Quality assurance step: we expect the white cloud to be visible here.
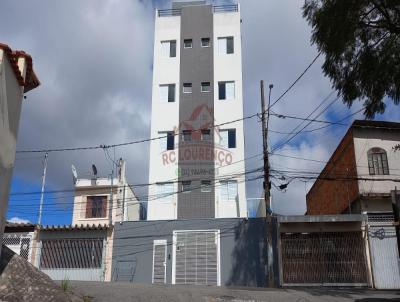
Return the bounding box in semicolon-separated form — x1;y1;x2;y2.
8;217;31;224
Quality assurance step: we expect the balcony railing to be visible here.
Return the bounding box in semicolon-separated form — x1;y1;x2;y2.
213;4;238;13
158;4;238;17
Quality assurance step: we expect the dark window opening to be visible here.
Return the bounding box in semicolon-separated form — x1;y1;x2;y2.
183;39;192;48
201;38;210;47
86;196;107;218
227;37;234;54
168;84;175;102
167;132;175;150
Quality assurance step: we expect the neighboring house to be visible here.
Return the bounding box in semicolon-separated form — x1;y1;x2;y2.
307;120;400;215
147;0;247;220
72;158;140;225
2;222;36;263
32;158;141;282
0;43;40;249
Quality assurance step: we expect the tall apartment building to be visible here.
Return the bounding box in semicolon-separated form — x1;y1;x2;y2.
147;1;247;220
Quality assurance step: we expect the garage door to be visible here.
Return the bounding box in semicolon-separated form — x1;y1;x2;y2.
173;230;220;286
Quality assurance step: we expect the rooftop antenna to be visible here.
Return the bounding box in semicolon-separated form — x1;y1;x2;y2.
92;164;98;178
71;165;78;184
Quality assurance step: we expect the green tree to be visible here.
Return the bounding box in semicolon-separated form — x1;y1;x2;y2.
303;0;400;118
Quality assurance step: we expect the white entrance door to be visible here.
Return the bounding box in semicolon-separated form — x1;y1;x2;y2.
152;240;167;284
172;230;220;286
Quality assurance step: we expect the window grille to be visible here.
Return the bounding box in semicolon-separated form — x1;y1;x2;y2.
367;148;389;175
39;238;103;269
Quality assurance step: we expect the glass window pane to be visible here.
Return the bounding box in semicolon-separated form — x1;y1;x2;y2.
218;38;227;54
170;40;176;57
219;130;229;148
182;130;192;142
228;129;236;148
183;83;192;93
227;37;234;54
182;181;191;192
226;82;235;99
201;38;210;47
184;39;192;48
218;82;226;100
168;84;175;102
161;41;170;57
228;180;238;201
159;85;169;102
220;181;229;201
159;132;167;150
167;132;175;150
201;180;211;192
201;82;211;92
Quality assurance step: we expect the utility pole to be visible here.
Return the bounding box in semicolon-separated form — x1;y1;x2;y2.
260;80;275;287
37;152;48;225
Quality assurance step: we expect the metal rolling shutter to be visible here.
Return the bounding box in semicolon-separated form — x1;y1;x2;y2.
153;240;167;284
174;231;218;286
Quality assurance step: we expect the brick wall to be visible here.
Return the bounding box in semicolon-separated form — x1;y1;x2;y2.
306;129;359;214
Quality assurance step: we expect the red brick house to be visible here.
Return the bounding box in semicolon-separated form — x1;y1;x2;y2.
306;120;400;215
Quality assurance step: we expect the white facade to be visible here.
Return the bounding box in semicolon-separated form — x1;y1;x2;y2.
147;4;247;220
71;159;140;225
353;125;400;213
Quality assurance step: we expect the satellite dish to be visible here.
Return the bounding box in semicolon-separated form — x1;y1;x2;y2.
71;165;78;184
92;164;98;177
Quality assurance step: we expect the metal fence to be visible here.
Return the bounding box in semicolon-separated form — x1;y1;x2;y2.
39;238;103;269
3;233;32;260
281;232;369;285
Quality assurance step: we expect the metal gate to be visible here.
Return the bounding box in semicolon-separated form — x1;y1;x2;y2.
3;233;32;261
281;232;369;286
172;230;220;286
152;240;167;284
368;213;400;289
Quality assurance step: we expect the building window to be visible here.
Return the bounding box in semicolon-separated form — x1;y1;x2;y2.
201;38;210;47
368;148;389;175
183;83;192;94
159;131;175;151
201;129;211;141
219;129;236;148
161;40;176;57
182;130;192;142
218;37;234;54
218;81;235;100
156;183;174;202
182;181;191;193
183;39;192;48
159;84;175;102
219;180;237;202
201;180;212;192
86;196;107;218
201;82;211;92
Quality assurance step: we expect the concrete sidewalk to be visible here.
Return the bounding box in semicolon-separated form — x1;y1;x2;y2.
69;281;400;302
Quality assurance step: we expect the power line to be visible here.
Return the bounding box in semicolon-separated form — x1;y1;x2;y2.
15;114;259;154
267;52;321;110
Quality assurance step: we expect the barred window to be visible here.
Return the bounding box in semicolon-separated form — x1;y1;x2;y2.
40;239;103;269
367;148;389;175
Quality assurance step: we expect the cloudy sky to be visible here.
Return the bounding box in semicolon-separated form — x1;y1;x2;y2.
2;0;399;225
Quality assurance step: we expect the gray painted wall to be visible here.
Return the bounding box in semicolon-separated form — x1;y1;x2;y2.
112;218;270;287
177;5;215;219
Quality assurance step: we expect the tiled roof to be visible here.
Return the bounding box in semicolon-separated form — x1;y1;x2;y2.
352;119;400;130
0;42;40;92
5;221;36;228
39;223;110;231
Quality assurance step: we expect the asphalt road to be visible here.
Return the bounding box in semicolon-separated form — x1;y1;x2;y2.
69;281;400;302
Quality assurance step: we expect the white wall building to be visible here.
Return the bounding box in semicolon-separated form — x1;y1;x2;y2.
147;1;247;220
